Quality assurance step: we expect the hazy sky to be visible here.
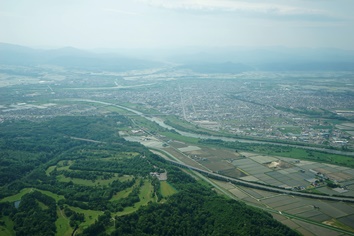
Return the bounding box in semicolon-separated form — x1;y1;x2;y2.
1;0;354;50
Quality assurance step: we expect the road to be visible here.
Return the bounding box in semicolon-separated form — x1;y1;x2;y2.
167;159;354;203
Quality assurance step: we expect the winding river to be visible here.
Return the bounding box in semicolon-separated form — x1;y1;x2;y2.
70;99;354;157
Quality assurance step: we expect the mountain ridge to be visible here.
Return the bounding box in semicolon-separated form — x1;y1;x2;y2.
1;42;353;72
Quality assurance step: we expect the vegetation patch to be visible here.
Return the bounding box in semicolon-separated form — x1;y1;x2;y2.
110;186;134;202
0;188;33;203
323;219;354;232
160;181;177;197
66;206;102;234
0;216;15;236
56;174;131;187
55;208;72;236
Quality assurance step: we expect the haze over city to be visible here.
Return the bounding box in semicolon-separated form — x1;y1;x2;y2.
1;0;354;50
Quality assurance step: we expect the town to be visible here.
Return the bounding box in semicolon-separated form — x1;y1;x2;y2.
1;65;353;149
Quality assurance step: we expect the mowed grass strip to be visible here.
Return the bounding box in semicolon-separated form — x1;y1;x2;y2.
115;179;156;217
0;188;65;203
161;131;199;144
46;165;56;176
67;206;102;234
0;188;32;202
56;174;133;187
36;200;49;210
160;181;177;197
110;186;134;202
138;179;155;206
46;162;72;176
55;208;72;236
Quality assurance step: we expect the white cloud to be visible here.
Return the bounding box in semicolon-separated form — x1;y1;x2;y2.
102;8;140;16
139;0;337;21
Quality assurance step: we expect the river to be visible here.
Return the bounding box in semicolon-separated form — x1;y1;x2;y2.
70;99;354;157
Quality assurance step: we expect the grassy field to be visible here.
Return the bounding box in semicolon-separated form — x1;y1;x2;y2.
1;189;68;236
0;216;15;236
56;174;132;187
46;165;57;176
0;188;65;203
99;105;133;115
55;208;72;236
37;189;65;202
68;206;103;234
36;200;49;210
138;179;155;206
46;164;70;175
46;160;72;176
103;152;140;160
115;179;156;217
0;188;33;202
160;181;177;197
259;146;354;167
160;131;199;144
164;116;232;137
110;186;134;202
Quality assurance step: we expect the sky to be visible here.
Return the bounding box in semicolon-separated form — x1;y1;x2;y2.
1;0;354;50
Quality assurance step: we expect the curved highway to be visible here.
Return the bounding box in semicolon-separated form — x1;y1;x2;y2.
167;159;354;203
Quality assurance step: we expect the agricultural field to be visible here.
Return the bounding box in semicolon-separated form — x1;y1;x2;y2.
144;134;354;234
164;140;354;197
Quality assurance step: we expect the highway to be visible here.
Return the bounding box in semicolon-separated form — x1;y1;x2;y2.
65;99;354;202
166;159;354;203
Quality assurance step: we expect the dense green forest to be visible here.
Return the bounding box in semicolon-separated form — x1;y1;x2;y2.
0;115;298;235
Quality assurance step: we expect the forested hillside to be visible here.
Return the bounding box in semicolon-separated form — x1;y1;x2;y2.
0;115;298;235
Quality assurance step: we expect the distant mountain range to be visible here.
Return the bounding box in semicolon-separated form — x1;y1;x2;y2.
1;43;354;72
170;47;354;72
0;43;162;72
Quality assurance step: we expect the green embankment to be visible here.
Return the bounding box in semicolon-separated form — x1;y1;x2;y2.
199;139;354;168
